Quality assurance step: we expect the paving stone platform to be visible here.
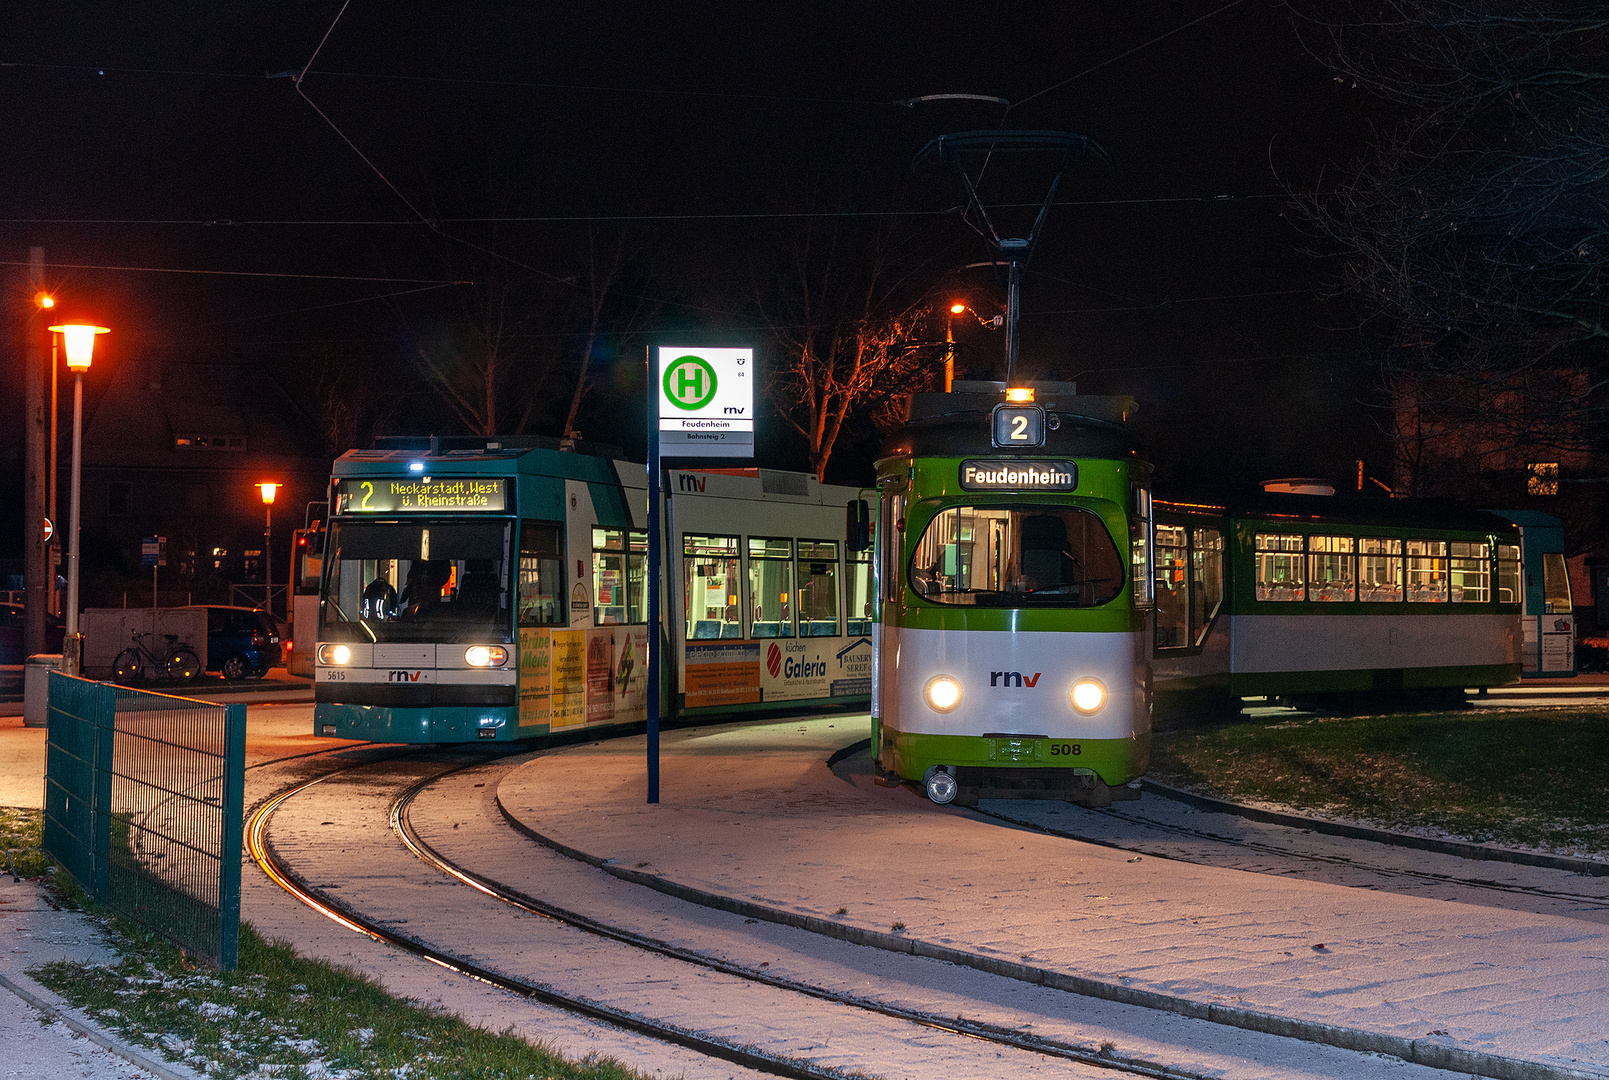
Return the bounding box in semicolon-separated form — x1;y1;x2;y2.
498;716;1609;1080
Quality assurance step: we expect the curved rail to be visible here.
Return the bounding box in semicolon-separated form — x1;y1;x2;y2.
247;760;874;1080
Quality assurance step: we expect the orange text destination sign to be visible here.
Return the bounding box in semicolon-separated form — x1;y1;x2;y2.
336;477;508;513
958;460;1078;491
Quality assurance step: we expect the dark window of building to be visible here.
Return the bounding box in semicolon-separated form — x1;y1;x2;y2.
107;482;133;516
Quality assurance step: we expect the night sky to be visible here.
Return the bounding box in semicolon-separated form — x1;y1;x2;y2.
2;1;1391;560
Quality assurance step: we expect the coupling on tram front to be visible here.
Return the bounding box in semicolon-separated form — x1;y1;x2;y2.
858;380;1154;807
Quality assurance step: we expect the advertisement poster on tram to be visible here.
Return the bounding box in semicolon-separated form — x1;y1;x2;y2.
517;627;550;727
759;638;831;701
586;632;615;723
596;627;648;725
684;641;761;707
550;630;586;728
830;636;873;697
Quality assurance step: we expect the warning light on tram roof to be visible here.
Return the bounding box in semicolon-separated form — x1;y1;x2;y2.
258;482;279;505
409;462;425;472
1005;387;1035;403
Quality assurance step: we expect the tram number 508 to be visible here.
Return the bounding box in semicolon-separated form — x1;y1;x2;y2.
1048;743;1082;756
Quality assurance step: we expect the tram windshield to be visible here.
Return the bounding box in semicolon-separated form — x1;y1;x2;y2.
910;505;1125;607
319;518;512;643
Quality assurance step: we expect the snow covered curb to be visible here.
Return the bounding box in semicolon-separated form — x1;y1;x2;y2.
497;794;1609;1080
1141;779;1609;877
0;968;205;1080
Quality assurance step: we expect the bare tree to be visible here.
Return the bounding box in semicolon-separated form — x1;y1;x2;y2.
559;225;658;440
757;213;942;480
1287;0;1609;494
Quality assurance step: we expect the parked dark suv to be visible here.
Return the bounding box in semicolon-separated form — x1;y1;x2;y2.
188;605;281;680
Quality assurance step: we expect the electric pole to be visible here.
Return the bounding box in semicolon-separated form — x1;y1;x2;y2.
23;247;48;659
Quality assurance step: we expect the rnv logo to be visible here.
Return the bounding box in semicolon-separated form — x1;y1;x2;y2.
388;670;422;682
990;671;1041;687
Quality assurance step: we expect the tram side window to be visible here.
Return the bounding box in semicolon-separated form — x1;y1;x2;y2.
1192;526;1224;644
1254;533;1304;602
1543;552;1573;613
1406;539;1448;602
880;493;903;603
748;537;795;637
1497;543;1521;604
593;528;647;624
797;540;840;637
847;548;872;636
1450;541;1490;603
685;535;741;640
1359;538;1403;601
1308;536;1355;602
518;522;565;626
1154;524;1189;648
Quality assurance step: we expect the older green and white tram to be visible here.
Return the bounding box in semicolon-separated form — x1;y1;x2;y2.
312;436;872;743
1150;490;1527;712
864;382;1154;807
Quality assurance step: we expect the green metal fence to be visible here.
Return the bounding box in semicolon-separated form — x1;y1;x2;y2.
43;672;247;969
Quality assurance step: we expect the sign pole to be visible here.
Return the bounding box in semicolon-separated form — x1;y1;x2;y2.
645;345;661;804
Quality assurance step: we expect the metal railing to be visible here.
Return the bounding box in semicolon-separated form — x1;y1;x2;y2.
42;673;246;968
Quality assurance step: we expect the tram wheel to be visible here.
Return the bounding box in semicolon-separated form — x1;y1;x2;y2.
924;767;958;805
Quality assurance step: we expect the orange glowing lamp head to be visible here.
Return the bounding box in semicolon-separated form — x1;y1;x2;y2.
949;302;967;314
36;293;55;309
258;482;279;505
48;323;109;370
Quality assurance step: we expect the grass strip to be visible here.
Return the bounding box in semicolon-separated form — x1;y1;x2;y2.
1;806;50;879
1149;707;1609;855
30;914;652;1080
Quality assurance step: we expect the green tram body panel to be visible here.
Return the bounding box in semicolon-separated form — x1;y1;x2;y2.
872;386;1153;799
1151;493;1527;706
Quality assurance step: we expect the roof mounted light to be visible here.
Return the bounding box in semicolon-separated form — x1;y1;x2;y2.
409;462;425;473
1005;387;1035;403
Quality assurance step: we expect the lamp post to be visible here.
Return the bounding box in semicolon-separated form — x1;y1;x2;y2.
48;322;109;674
258;483;278;619
945;301;1003;390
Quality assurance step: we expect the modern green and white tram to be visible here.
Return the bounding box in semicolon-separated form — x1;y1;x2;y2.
863;382;1154;807
312;436;872;743
1150;490;1530;712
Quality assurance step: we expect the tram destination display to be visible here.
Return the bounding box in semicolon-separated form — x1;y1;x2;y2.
335;477;508;513
958;459;1078;491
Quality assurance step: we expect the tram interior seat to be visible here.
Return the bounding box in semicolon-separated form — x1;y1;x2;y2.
692;619;722;639
846;618;871;636
805;619;837;636
720;621;743;638
751;621;781;638
597;605;625;624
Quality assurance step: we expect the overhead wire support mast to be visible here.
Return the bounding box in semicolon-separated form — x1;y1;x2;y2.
915;131;1102;382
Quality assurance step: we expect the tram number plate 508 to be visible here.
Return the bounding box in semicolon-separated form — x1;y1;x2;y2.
1048;743;1082;756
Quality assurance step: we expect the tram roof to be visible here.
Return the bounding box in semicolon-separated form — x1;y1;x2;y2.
1156;487;1524;535
880;385;1142;460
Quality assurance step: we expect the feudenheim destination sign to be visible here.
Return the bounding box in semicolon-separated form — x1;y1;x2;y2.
657;346;753;458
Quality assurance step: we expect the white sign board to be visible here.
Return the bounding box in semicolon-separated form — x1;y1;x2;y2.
657;346;753;458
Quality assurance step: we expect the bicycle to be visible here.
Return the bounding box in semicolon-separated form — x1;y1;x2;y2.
112;630;202;684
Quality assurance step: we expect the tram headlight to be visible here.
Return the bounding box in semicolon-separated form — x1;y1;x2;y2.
318;644;351;666
924;675;963;713
464;646;507;668
1070;678;1106;715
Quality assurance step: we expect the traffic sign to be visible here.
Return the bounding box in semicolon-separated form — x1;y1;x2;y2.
656;346;753;458
42;517;52;543
141;536;167;567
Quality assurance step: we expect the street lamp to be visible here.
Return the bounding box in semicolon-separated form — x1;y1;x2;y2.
945;301;1003;391
48;321;109;674
258;482;278;620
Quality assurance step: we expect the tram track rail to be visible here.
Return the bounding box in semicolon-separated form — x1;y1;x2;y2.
249;748;1228;1080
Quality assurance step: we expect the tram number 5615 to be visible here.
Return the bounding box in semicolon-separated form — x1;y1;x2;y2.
1048;743;1082;756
